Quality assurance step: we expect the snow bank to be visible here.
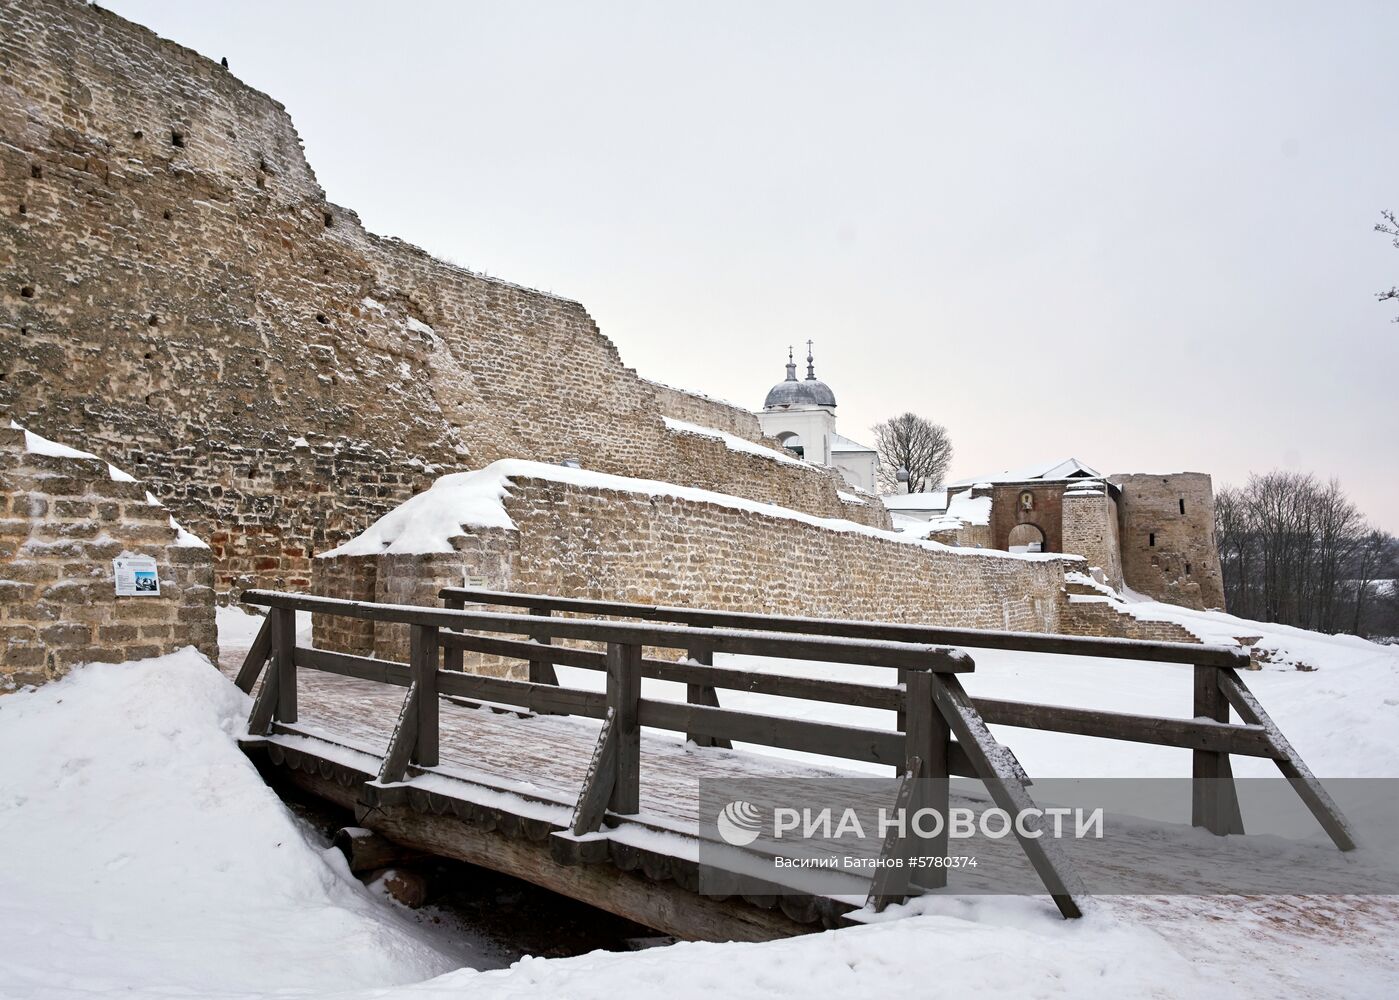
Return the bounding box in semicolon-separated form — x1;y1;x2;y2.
321;459;1068;563
0;650;460;997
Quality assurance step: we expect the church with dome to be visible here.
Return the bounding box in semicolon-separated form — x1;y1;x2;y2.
756;342;879;494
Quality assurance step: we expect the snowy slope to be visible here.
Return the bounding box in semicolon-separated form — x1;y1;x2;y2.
3;603;1398;999
0;651;465;998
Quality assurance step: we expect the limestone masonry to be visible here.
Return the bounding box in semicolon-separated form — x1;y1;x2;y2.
0;423;216;687
311;467;1079;670
1;0;882;603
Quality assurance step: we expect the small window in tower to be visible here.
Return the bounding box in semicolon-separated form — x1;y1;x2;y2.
1186;562;1192;575
1179;498;1185;515
171;130;185;148
1149;532;1156;547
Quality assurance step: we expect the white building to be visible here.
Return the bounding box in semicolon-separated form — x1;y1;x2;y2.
757;344;879;493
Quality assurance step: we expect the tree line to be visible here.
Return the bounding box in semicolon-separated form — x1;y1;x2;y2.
1215;471;1397;638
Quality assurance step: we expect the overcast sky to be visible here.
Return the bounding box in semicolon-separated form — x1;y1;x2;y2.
106;0;1399;530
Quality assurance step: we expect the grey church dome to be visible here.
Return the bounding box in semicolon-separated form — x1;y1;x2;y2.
763;345;837;409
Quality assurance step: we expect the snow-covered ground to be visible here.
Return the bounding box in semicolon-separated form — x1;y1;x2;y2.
3;601;1397;999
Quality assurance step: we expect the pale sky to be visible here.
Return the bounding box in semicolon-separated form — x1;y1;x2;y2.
106;1;1399;530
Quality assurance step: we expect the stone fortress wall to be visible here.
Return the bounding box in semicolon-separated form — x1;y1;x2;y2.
1112;473;1225;610
1061;487;1124;591
312;470;1081;670
0;422;217;687
0;0;883;604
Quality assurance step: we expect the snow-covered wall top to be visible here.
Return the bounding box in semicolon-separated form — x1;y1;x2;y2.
320;459;1071;564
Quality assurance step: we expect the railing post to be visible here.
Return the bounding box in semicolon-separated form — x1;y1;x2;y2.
412;624;440;768
442;595;464;672
684;627;731;749
529;607;559;686
606;641;641;814
271;605;296;724
1192;664;1244;836
905;667;950;890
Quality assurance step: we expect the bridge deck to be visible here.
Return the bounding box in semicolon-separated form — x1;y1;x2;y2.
226;657;1378;904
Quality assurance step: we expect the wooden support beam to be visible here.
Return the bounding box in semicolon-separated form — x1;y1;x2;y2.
905;670;950;890
378;683;420;785
928;673;1088;919
607;643;641;815
1216;668;1356;851
246;655;280;736
271;606;296;724
332;827;427;874
1192;665;1245;836
865;756;922;912
570;709;618;836
411;625;440;769
233;616;272;693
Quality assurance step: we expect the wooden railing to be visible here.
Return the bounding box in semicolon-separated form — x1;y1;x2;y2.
439;587;1357;852
233;587;1356;927
237;589;1086;919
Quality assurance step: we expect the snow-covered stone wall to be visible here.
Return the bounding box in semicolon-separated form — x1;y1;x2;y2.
310;462;1076;670
0;424;216;688
0;0;882;602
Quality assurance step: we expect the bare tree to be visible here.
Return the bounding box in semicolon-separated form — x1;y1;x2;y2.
873;413;953;493
1377;209;1399;321
1215;470;1382;635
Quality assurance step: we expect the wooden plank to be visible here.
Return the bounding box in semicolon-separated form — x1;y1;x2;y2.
570;708;618;835
377;682;420;784
246;656;280;736
974;697;1281;758
865;757;922;912
1192;665;1245;836
271;606;296;724
1217;668;1356;851
442;632;902;710
905;670;950;890
436;671;607;718
240;591;972;672
529;608;560;686
233;616;273;693
928;673;1088;919
437;586;1248;668
295;647;411;686
639;699;907;766
607;643;641;815
411;625;440;769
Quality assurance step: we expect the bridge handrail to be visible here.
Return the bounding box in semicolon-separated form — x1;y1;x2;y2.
240;590;972;673
437;587;1249;668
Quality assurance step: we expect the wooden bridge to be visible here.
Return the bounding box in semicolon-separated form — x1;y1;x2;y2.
233;587;1356;942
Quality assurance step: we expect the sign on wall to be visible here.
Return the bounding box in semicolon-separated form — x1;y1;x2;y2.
113;555;160;596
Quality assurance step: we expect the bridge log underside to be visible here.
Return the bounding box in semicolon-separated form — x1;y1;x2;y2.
252;746;812;942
